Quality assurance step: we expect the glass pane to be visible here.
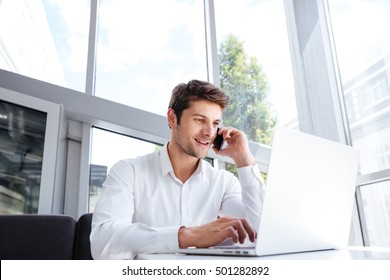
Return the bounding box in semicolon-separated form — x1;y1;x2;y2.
327;0;390;175
214;0;298;145
0;0;90;92
0;100;46;214
94;0;207;116
359;181;390;247
88;128;161;212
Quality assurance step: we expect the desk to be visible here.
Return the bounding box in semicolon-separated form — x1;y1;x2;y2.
136;246;390;260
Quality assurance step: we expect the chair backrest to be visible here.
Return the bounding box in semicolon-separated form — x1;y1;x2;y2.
0;214;77;260
75;213;93;260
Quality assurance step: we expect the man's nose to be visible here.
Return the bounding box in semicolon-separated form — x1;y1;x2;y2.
202;122;216;137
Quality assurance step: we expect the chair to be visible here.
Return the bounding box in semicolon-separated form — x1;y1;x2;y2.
0;214;77;260
75;213;93;260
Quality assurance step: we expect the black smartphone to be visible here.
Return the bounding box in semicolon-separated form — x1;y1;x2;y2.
213;128;225;150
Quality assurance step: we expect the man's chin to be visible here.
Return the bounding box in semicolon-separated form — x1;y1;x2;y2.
197;150;210;159
189;150;209;160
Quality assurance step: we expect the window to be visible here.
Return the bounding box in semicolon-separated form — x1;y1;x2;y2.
0;101;46;213
362;77;389;108
328;0;390;175
376;145;390;171
88;127;161;212
214;0;298;145
359;181;390;247
327;0;390;246
0;0;90;92
0;88;62;214
94;0;207;116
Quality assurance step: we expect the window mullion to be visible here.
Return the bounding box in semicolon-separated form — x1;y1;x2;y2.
85;0;99;95
203;0;219;86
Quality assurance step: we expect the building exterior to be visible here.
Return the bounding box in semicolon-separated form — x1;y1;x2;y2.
343;53;390;246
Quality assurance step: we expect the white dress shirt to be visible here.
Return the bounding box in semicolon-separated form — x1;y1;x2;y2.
90;143;265;259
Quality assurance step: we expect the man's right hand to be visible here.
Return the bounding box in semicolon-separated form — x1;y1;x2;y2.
178;216;256;249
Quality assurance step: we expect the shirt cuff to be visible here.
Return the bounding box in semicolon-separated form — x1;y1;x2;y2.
237;164;264;188
154;225;182;253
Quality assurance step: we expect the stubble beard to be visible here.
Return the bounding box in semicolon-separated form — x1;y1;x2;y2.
174;126;207;159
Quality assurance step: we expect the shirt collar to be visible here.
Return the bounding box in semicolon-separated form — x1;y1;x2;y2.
160;142;173;177
159;142;204;178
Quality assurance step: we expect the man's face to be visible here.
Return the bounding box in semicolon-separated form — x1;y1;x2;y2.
172;100;222;159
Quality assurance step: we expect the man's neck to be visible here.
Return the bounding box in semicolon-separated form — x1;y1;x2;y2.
167;142;199;183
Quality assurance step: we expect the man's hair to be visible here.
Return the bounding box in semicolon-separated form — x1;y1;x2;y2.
168;80;230;124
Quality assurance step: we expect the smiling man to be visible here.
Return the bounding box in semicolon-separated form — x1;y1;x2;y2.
90;80;265;259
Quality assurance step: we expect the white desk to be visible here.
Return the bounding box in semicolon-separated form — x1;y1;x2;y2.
136;246;390;260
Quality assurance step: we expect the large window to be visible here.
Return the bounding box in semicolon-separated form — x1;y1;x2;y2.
327;0;390;246
0;0;90;92
359;181;390;247
88;0;296;206
0;101;46;214
214;0;298;145
94;0;207;116
88;127;160;212
0;88;62;214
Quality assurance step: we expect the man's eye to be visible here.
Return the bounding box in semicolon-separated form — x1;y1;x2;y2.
195;118;205;123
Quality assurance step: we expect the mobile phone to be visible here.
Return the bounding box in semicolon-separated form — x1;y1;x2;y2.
213;128;225;151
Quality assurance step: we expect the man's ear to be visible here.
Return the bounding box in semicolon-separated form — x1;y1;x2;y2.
167;108;176;129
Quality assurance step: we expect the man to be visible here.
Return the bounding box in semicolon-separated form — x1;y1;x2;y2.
90;80;265;259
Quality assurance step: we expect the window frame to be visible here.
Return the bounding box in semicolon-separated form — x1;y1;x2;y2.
0;87;63;214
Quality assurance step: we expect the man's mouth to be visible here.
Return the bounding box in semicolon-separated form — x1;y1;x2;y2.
195;138;210;146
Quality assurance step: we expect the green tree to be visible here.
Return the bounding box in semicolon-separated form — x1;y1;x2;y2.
219;34;277;145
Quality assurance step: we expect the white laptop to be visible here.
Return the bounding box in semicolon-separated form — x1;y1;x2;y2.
178;127;360;257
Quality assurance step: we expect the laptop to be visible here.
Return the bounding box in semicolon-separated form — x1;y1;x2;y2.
178;127;360;257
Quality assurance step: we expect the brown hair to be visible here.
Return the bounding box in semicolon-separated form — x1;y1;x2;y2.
168;80;229;124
